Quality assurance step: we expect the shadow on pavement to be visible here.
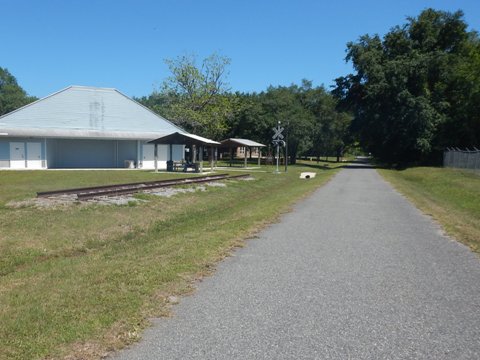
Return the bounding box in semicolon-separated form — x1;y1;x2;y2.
298;157;378;170
342;158;377;169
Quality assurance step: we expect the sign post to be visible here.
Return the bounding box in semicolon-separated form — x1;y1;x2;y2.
272;121;285;174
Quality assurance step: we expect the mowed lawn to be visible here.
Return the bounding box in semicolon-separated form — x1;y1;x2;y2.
379;167;480;253
0;165;338;360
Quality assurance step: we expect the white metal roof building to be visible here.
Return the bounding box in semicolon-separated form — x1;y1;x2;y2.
0;86;185;169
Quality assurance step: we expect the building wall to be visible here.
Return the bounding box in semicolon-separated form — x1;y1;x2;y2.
235;147;261;159
139;142;184;170
117;141;137;168
0;138;185;169
54;139;116;168
172;144;184;160
0;138;46;168
46;139;57;168
0;140;9;168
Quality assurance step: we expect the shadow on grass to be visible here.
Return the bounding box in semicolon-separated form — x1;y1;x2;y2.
296;158;382;171
295;162;333;170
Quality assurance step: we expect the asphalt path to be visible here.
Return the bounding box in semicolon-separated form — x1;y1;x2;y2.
113;166;480;359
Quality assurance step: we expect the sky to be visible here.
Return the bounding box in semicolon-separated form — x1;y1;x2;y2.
2;0;480;99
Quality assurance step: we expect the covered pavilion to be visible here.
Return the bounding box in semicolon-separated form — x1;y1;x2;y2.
149;132;220;172
220;138;266;167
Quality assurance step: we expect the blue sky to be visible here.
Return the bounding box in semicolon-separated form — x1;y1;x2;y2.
2;0;480;98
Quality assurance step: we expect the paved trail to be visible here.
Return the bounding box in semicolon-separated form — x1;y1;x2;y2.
114;167;480;359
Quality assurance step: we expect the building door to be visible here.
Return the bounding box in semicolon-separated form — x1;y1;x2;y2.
156;145;168;169
142;144;155;169
27;142;42;169
10;142;26;169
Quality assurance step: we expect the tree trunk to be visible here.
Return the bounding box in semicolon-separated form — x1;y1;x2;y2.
289;149;297;164
336;146;344;163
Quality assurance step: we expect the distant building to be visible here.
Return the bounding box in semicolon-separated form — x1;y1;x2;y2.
0;86;185;169
219;138;265;159
234;146;262;159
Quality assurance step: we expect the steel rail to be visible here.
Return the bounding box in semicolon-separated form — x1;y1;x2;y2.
37;174;251;200
37;174;230;198
76;175;230;200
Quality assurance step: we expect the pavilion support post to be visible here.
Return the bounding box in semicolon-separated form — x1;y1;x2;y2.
169;144;173;161
258;147;261;166
211;146;214;172
244;147;247;168
192;145;197;164
199;145;203;173
154;143;158;172
230;147;233;167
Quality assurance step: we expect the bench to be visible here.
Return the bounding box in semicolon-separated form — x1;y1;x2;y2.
167;160;199;173
182;162;199;172
172;161;183;171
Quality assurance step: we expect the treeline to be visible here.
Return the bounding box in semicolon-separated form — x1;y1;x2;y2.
0;67;36;116
333;8;480;165
138;9;480;165
3;8;479;165
137;65;351;163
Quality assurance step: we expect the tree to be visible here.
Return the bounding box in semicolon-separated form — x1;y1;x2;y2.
224;92;267;141
260;83;316;164
300;82;352;161
226;81;351;164
333;9;480;165
163;53;230;109
142;53;234;139
436;33;480;150
0;67;36;116
139;55;352;161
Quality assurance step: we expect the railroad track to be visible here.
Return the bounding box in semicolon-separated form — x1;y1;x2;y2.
37;173;251;200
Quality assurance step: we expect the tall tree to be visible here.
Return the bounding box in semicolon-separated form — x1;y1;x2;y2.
436;33;480;150
0;67;36;116
300;81;352;161
139;55;352;161
260;83;315;164
333;9;479;165
226;81;350;163
140;53;234;139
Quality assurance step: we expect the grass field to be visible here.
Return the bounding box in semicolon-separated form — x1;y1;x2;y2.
0;163;338;360
379;167;480;253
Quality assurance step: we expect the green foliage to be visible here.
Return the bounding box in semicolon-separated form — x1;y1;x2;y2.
137;53;352;160
137;53;234;139
298;81;352;161
0;67;36;116
227;81;351;163
334;9;480;165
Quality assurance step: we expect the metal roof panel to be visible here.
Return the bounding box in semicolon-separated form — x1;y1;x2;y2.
220;138;266;147
0;86;184;135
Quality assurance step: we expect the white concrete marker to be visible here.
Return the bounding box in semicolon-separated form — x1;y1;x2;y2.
300;172;316;179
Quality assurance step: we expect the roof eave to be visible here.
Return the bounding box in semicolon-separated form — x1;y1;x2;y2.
0;127;172;141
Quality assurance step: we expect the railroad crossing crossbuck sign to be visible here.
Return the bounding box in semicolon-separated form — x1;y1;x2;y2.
272;124;285;147
272;122;285;173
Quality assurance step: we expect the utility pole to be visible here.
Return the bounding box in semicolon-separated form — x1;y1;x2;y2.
284;121;288;172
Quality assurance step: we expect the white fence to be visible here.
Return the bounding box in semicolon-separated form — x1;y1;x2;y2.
443;148;480;172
